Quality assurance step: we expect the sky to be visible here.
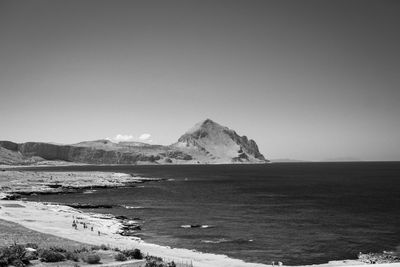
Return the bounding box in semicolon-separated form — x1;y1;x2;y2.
0;0;399;161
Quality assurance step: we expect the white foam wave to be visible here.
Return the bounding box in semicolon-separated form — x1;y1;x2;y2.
122;205;144;209
180;224;214;229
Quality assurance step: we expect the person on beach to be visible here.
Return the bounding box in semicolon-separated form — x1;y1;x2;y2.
91;226;93;231
272;261;275;267
98;230;100;236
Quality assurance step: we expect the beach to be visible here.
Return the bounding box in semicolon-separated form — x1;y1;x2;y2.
0;200;269;267
1;168;400;267
0;170;269;266
1;201;400;267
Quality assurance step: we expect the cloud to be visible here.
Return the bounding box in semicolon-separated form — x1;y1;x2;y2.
138;133;152;141
108;133;153;143
113;134;134;142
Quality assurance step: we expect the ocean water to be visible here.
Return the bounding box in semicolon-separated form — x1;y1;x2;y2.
24;162;400;265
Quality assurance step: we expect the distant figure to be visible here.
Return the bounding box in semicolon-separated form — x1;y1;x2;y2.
272;261;275;267
98;231;100;236
278;262;283;266
91;226;93;231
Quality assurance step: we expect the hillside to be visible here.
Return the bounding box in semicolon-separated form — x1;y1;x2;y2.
0;119;267;165
173;119;266;163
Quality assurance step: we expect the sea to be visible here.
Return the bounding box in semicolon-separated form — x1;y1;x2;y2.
23;162;400;266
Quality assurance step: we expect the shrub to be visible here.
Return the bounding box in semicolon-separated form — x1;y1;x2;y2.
0;247;12;267
114;253;127;261
24;248;38;261
145;260;157;267
123;248;143;259
39;249;65;262
145;259;165;267
65;251;80;262
0;258;7;267
74;247;89;253
49;246;67;253
100;244;110;250
90;245;101;251
0;244;30;267
83;254;101;264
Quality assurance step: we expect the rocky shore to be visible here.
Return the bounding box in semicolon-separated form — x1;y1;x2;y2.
0;170;162;200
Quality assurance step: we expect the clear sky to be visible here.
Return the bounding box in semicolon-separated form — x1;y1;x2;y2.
1;0;399;161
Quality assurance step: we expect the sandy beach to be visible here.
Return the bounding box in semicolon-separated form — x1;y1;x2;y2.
0;200;399;267
0;200;269;267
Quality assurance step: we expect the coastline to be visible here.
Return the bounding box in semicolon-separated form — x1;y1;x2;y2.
0;200;269;267
1;170;399;267
1;201;400;267
0;170;162;200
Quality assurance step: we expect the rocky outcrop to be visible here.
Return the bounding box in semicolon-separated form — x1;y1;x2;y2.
0;119;267;165
174;119;267;163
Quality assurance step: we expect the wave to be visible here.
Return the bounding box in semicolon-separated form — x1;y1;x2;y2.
180;224;214;229
121;205;144;209
201;238;254;244
83;190;97;194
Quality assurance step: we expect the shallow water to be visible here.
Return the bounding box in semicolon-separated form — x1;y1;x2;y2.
25;162;400;265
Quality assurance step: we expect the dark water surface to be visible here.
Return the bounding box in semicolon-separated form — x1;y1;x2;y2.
23;162;400;265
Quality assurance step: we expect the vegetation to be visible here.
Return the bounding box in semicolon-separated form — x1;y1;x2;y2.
123;248;143;259
74;247;89;253
49;246;67;253
99;244;110;250
65;251;80;262
39;249;65;262
145;256;177;267
358;251;400;264
0;243;31;267
82;253;101;264
0;242;183;267
90;245;100;251
114;252;127;261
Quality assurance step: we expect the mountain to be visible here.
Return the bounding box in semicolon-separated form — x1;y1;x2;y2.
0;119;267;165
174;119;266;163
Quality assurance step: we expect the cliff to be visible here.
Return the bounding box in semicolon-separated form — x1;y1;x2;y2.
0;119;267;165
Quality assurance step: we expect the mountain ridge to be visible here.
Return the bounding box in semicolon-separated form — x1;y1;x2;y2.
0;119;267;165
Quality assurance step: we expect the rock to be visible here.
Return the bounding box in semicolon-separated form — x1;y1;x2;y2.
115;215;129;220
66;203;114;209
119;230;139;236
0;193;21;200
174;119;267;163
0;119;267;165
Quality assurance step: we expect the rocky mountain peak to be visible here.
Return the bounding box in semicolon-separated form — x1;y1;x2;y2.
175;119;267;163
